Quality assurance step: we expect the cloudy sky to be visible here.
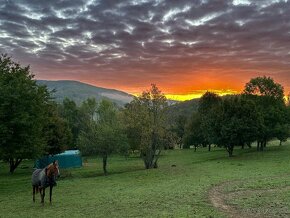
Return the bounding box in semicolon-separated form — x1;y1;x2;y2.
0;0;289;99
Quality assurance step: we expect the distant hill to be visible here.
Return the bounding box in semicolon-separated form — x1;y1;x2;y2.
37;80;134;105
165;98;200;124
169;98;199;116
165;94;238;125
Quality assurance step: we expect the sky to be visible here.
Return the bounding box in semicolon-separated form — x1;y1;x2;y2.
0;0;289;100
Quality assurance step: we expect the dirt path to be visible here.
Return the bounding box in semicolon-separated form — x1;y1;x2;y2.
208;181;244;218
208;180;290;218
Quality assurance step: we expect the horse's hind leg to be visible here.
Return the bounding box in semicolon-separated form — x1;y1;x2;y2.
39;188;42;204
41;188;45;205
32;186;35;202
49;185;53;204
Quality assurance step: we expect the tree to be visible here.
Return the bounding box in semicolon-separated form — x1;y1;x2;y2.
198;92;222;151
274;123;290;145
43;102;72;155
0;55;50;173
183;113;207;151
59;98;80;149
122;84;168;169
273;103;290;145
198;91;222;114
162;130;178;150
171;115;187;149
219;96;262;156
79;98;98;122
78;99;128;175
244;76;284;101
243;76;287;150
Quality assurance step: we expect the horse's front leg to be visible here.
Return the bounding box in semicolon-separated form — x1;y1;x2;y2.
32;186;35;202
40;188;45;205
50;185;53;204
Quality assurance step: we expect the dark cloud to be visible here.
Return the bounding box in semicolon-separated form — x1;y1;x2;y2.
0;0;289;93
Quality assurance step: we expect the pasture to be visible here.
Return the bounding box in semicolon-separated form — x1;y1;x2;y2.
1;141;290;217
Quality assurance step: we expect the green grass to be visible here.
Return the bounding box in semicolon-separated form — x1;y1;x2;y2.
1;141;290;217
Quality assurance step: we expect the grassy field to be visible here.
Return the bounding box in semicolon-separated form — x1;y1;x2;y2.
0;141;290;217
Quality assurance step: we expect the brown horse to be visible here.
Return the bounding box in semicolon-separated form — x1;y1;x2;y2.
32;160;60;205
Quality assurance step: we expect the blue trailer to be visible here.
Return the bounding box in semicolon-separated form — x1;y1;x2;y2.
35;150;82;169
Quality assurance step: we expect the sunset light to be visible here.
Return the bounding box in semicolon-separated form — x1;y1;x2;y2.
1;0;289;99
165;90;239;101
1;1;290;217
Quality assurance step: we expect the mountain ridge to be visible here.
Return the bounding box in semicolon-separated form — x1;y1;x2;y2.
37;80;134;105
41;80;132;95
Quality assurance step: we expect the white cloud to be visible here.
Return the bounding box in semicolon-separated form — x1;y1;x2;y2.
162;5;191;22
185;12;223;26
233;0;251;6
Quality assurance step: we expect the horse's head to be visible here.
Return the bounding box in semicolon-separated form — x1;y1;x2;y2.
46;160;60;179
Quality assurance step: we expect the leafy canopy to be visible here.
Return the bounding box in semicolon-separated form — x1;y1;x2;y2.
0;55;50;172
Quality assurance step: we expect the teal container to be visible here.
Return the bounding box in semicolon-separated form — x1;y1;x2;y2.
35;150;82;169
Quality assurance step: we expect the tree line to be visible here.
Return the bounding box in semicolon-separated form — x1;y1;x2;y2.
1;55;290;173
58;84;170;174
182;76;290;156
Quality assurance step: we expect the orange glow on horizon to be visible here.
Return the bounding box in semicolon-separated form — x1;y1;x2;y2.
131;89;240;101
36;74;289;102
165;89;239;101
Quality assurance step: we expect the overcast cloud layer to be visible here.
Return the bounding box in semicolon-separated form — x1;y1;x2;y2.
0;0;289;94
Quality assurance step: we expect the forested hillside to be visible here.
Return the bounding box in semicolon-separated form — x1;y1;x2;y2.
37;80;133;105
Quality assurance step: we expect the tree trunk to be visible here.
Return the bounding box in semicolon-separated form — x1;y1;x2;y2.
153;161;158;168
257;141;260;151
142;149;160;169
9;158;22;173
142;150;152;169
102;154;108;175
280;141;282;146
208;144;211;152
144;162;150;169
241;143;244;149
226;145;234;157
247;142;252;149
153;150;161;168
260;141;264;151
263;141;267;148
194;146;197;152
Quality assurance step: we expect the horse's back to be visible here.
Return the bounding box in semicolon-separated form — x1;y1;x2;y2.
32;169;45;187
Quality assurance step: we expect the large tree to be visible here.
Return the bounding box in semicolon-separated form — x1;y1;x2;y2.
43;102;72;155
244;76;284;101
0;55;50;173
219;96;262;156
198;91;222;151
243;76;287;150
59;98;80;149
122;84;168;169
78;99;128;175
171;115;187;149
183;113;207;151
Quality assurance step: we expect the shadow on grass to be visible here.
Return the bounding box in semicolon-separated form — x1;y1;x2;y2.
59;165;146;180
190;145;282;165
